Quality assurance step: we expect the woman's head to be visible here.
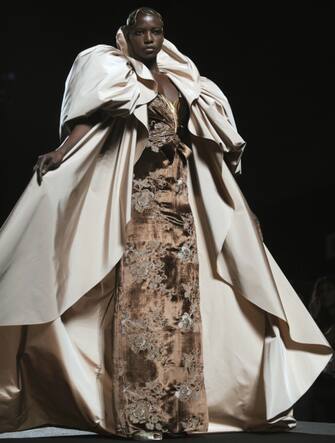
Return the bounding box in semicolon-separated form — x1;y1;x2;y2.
122;7;164;62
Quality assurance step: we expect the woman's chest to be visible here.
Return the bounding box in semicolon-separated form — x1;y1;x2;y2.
152;72;180;103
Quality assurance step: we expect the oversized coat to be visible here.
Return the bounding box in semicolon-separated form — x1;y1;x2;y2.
0;27;333;435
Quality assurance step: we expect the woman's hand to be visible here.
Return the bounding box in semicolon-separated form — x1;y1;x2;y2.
32;113;101;186
33;150;65;186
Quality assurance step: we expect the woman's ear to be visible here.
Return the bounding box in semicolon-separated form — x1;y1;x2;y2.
122;27;128;41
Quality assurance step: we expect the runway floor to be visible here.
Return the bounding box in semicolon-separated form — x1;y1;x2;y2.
0;421;335;442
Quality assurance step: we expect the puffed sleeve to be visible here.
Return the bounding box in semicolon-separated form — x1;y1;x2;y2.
199;75;246;175
59;44;140;141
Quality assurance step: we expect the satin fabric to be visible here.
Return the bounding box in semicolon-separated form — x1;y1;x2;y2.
0;27;333;435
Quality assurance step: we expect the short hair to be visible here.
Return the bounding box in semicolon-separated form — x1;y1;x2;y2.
123;6;164;37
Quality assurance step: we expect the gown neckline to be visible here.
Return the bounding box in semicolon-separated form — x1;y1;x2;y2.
157;90;182;110
156;91;181;132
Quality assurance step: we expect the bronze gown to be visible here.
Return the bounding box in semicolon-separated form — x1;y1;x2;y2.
110;89;209;437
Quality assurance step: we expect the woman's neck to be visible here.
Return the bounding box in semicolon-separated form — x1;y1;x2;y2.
141;58;159;74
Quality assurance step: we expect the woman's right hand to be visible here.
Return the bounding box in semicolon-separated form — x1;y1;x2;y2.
32;115;99;186
33;150;65;186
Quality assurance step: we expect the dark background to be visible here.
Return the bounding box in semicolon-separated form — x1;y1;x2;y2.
1;1;335;423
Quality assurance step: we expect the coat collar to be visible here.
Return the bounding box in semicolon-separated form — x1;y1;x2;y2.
115;27;201;107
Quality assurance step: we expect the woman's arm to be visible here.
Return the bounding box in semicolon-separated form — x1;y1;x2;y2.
33;113;101;186
55;120;94;157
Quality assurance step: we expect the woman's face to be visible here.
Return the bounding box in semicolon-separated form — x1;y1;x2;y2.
126;13;164;62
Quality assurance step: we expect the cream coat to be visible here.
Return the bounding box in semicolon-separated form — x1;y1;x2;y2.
0;28;333;434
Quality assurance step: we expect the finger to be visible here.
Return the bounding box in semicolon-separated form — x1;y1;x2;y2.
37;165;42;183
42;157;52;175
37;165;42;185
37;158;45;184
40;157;48;174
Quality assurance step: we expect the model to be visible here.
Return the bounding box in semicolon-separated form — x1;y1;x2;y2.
0;6;333;441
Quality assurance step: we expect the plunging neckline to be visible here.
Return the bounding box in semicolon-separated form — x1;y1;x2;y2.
156;92;181;132
157;91;181;109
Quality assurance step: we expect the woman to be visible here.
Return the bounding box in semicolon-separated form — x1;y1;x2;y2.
0;6;333;441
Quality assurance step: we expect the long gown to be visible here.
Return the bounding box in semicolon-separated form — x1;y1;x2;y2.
0;38;333;436
110;90;209;437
